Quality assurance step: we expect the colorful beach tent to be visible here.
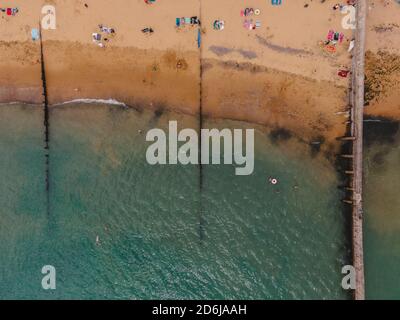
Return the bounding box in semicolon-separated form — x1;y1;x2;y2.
0;7;18;15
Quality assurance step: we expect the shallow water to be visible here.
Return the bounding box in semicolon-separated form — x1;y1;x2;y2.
364;119;400;299
0;103;348;299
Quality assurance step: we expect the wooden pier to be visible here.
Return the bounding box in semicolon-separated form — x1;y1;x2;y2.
349;0;367;300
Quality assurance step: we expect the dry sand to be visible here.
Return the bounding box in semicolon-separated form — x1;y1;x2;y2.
1;0;398;151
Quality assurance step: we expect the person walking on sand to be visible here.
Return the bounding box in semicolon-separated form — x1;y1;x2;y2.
141;27;154;34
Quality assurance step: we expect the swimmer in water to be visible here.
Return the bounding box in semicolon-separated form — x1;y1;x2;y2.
269;177;278;185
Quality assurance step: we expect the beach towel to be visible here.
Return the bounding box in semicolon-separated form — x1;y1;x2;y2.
327;30;334;41
325;45;336;53
190;16;199;25
197;29;201;48
334;32;340;41
243;20;255;30
213;20;224;31
244;8;254;16
272;0;282;5
176;18;180;27
31;29;40;41
92;33;102;41
338;70;350;78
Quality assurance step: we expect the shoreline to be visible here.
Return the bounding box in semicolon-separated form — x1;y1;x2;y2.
0;41;350;154
0;99;353;170
1;1;399;141
1;0;400;192
0;0;359;155
0;43;397;159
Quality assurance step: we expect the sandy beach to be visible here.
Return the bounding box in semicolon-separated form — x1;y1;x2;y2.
0;0;399;151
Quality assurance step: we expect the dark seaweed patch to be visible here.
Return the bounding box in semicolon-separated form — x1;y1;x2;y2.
363;116;400;147
219;60;264;74
153;107;164;119
365;51;400;105
269;128;292;144
309;135;326;158
127;103;144;113
372;150;387;166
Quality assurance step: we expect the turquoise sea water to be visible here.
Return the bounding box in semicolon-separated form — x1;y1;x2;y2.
364;120;400;299
0;103;348;299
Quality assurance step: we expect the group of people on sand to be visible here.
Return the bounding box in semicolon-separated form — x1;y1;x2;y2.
92;24;116;48
332;0;357;10
242;7;262;31
0;7;18;16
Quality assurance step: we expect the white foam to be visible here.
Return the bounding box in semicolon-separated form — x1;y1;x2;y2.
52;98;127;107
0;101;30;105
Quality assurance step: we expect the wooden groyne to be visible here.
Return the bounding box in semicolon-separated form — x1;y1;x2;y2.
39;24;51;216
198;2;205;241
350;0;367;300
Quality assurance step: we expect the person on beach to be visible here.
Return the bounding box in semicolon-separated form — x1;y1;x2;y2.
99;24;115;34
142;27;154;34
